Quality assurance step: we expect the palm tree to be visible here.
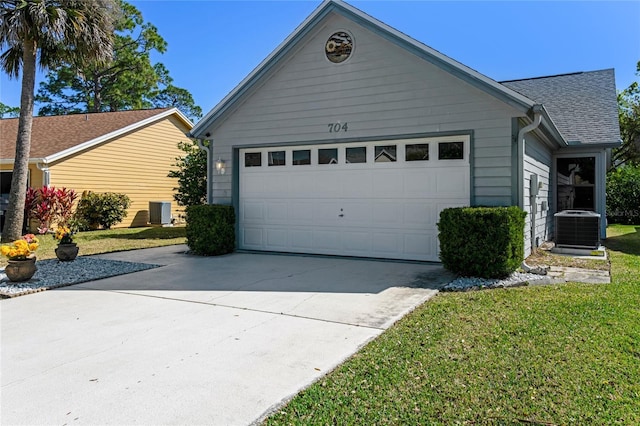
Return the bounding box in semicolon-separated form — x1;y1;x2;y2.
0;0;118;242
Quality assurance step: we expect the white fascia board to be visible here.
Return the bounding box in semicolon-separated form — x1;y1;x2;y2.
0;158;45;165
192;0;537;137
44;108;193;163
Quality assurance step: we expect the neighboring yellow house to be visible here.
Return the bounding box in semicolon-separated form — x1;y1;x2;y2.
0;108;193;228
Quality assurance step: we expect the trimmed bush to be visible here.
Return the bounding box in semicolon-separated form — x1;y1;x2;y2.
438;206;526;278
186;204;235;256
606;165;640;224
74;191;131;230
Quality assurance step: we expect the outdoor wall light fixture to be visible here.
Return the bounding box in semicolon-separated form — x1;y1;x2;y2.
215;158;226;175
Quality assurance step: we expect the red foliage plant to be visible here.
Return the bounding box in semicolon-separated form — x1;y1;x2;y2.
24;186;78;233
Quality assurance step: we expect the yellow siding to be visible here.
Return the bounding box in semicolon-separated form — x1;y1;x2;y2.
49;115;190;227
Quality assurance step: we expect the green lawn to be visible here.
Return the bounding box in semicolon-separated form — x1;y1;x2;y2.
0;226;186;268
265;224;640;425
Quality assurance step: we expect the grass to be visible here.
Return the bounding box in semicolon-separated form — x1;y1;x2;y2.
265;224;640;425
0;226;186;268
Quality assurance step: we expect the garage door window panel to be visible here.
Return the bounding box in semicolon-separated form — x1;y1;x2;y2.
406;144;429;161
438;142;464;160
293;150;311;165
375;145;397;162
245;152;262;167
319;148;338;165
268;151;286;166
346;147;366;163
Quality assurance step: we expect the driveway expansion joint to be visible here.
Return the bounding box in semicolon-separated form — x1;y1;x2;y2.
102;289;387;331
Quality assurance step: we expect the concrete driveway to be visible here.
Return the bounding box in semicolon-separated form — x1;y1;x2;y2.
1;246;451;425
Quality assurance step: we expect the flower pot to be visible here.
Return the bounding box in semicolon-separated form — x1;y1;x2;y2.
55;243;79;262
5;257;37;282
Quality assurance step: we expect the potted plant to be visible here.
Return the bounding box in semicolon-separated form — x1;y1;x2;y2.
54;226;79;261
1;234;39;282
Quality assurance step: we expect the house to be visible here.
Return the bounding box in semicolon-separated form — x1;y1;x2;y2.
1;108;193;228
190;0;620;262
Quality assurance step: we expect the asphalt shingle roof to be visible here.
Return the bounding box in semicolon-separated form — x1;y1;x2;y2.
0;108;171;159
501;69;621;145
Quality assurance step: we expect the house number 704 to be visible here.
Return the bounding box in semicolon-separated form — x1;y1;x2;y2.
328;122;348;133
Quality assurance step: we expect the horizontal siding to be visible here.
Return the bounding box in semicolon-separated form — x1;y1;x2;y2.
523;133;552;256
49;116;189;227
205;13;522;205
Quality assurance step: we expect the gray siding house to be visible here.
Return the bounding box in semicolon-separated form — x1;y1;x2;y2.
191;0;620;262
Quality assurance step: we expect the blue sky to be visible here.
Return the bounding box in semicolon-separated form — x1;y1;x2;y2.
1;1;639;118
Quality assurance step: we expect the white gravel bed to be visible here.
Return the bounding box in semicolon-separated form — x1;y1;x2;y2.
0;257;161;298
442;271;551;292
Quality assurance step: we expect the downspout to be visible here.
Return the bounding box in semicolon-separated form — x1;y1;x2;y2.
516;105;543;255
36;161;50;187
196;139;213;204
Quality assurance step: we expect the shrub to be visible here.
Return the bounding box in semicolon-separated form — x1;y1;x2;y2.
74;191;131;230
438;206;526;278
168;140;207;207
606;165;640;224
186;204;235;256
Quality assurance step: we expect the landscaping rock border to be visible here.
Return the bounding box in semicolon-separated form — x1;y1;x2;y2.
0;257;161;298
442;272;552;292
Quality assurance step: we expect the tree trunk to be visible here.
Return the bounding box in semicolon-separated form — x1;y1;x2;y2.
2;40;37;242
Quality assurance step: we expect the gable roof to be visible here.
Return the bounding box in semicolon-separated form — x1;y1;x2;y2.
502;69;621;145
191;0;539;138
0;108;193;163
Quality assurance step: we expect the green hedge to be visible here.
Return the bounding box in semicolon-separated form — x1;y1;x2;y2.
185;204;235;256
437;206;526;278
606;165;640;224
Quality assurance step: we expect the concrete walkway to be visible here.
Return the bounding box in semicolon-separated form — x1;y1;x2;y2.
1;246;452;425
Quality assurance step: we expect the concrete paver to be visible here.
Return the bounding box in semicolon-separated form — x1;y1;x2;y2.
1;246;451;425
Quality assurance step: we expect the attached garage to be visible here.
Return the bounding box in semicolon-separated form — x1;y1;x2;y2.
239;136;469;261
190;0;620;262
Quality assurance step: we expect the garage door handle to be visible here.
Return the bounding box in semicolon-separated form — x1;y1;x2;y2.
338;214;344;217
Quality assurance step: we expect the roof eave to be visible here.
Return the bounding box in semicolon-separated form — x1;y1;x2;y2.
558;140;622;150
0;158;46;165
44;108;193;163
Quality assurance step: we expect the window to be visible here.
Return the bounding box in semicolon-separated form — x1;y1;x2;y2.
244;152;262;167
319;148;338;164
557;157;595;210
375;145;397;163
325;31;353;64
438;142;464;160
268;151;285;166
293;150;311;165
405;144;429;161
346;147;366;163
0;171;12;196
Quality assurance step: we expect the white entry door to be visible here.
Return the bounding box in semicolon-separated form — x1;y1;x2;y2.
239;136;470;261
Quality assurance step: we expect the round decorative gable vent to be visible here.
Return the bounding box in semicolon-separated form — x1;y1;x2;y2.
325;31;353;63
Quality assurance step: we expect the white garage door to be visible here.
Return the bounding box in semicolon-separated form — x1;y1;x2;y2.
239;136;470;261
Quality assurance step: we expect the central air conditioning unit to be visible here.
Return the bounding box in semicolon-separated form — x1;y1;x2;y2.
149;201;172;225
554;210;600;249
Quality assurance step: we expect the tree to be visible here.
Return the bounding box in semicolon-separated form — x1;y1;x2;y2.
168;140;207;207
0;0;117;242
35;0;201;121
606;165;640;224
0;101;19;117
614;60;640;167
